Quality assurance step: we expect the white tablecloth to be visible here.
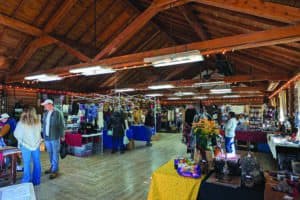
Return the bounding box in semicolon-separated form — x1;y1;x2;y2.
0;183;36;200
267;134;300;159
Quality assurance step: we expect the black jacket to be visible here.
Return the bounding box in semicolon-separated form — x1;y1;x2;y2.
145;113;154;127
108;111;125;137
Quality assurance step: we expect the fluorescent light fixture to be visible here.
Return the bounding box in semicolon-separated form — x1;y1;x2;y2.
114;88;135;93
38;75;62;82
145;93;163;97
148;84;174;90
210;88;232;94
69;66;116;76
24;74;62;82
193;96;208;99
25;74;48;80
174;92;195;96
168;97;181;100
193;81;225;87
69;66;101;73
144;50;204;67
223;95;241;98
82;68;116;76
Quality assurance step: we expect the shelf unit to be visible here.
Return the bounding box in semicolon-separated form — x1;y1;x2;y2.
248;105;263;130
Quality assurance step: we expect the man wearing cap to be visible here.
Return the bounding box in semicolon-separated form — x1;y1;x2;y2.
0;113;17;147
41;99;65;179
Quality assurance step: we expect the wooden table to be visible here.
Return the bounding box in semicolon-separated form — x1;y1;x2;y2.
0;146;21;184
264;172;286;200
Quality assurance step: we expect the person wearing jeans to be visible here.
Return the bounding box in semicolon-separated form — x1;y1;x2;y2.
14;107;42;185
41;99;65;179
108;109;126;154
225;112;238;154
144;109;154;146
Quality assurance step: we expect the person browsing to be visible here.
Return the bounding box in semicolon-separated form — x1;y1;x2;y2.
41;99;65;179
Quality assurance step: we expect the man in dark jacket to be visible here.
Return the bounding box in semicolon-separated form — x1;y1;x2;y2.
42;99;65;179
144;109;154;146
109;110;126;154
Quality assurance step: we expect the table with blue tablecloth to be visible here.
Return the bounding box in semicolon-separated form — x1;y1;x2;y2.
103;125;155;149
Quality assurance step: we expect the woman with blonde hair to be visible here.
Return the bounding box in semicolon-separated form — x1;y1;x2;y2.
14;107;42;185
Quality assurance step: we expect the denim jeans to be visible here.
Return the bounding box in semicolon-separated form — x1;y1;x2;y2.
20;145;41;185
225;137;235;153
112;136;124;152
145;126;153;144
44;139;60;173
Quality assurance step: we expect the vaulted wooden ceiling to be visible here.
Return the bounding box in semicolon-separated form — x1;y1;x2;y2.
0;0;299;97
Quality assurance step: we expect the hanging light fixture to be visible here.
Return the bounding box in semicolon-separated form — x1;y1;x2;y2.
148;84;175;90
144;50;204;67
69;66;115;76
24;74;63;82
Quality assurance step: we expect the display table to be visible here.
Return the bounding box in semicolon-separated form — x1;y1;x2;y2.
264;172;286;200
103;125;154;149
0;147;21;184
0;182;36;200
267;134;300;159
65;132;103;154
198;172;264;200
147;160;203;200
220;130;267;143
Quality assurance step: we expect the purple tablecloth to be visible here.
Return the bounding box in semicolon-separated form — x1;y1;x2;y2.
220;130;267;143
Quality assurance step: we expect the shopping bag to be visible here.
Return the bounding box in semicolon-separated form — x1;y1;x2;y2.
107;130;113;136
60;140;68;159
123;135;129;145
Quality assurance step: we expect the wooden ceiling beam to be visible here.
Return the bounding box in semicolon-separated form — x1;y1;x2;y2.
190;0;300;24
13;36;55;73
93;0;189;61
8;1;89;73
93;5;157;61
43;0;77;33
224;74;290;83
0;13;43;36
8;23;300;82
179;5;208;40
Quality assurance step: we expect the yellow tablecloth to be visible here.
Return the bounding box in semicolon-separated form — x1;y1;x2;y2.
147;160;203;200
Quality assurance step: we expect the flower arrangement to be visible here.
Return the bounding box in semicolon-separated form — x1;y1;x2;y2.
192;119;220;150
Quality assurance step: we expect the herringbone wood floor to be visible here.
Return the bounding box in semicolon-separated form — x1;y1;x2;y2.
2;133;276;200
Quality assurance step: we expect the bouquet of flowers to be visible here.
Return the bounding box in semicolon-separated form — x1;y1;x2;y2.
192;119;220;150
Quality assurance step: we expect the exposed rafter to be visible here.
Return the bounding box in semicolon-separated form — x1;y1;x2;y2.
224;74;290;82
6;0;88;73
191;0;300;24
8;22;300;83
179;5;208;40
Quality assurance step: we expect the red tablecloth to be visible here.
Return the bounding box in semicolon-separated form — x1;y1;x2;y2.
65;133;82;147
220;130;267;143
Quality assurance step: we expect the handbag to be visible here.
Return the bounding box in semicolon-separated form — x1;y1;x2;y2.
123;135;129;145
60;140;68;159
107;130;113;136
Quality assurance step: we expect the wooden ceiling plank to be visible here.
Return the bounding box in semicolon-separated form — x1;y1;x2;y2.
43;0;77;33
190;0;300;24
9;23;300;82
179;5;208;40
224;74;289;82
0;13;42;36
93;5;158;61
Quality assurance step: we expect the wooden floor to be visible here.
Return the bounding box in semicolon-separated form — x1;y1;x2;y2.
4;133;276;200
